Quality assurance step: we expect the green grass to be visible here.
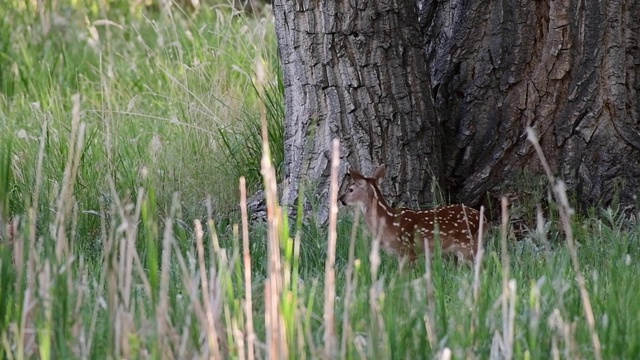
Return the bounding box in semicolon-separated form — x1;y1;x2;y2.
1;1;640;359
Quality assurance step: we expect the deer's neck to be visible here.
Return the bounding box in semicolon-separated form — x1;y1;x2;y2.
363;184;395;236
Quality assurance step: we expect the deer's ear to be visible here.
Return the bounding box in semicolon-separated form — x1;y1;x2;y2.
373;164;386;183
348;169;364;181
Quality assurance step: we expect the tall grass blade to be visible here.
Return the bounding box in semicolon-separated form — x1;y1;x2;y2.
322;139;340;358
526;127;602;360
339;210;360;360
239;177;255;360
195;219;223;359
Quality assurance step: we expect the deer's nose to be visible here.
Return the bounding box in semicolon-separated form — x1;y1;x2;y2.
339;195;346;205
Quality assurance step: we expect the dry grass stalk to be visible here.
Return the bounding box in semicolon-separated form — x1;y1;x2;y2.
103;200;119;356
178;305;194;359
422;222;437;350
255;53;286;359
525;127;602;360
84;219;107;358
438;348;452;360
106;202;147;350
71;256;87;349
323;139;341;359
264;277;275;359
122;191;146;311
232;317;246;360
295;312;308;360
536;204;551;255
155;193;179;358
500;196;513;360
12;118;51;358
37;259;53;358
195;219;223;359
168;226;213;357
24;117;48;289
548;308;579;358
102;179;154;357
369;208;383;280
367;219;387;358
339;210;360;360
10;216;21;274
470;206;486;345
240;176;256;360
54;94;85;260
291;224;303;359
13;98;85;358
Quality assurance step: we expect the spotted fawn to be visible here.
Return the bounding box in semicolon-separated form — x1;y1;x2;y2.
339;165;487;263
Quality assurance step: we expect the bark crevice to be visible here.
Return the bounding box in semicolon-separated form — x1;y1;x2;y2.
274;0;640;224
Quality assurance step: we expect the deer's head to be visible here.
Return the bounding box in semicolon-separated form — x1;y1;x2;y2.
339;165;386;207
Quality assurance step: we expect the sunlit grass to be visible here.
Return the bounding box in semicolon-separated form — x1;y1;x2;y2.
1;1;283;242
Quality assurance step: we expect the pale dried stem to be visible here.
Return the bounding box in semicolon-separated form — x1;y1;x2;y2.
13;118;49;359
256;54;286;359
369;206;382;280
507;279;517;359
24;117;48;295
295;313;308;360
323;139;340;359
10;215;22;288
178;304;194;359
536;204;551;255
301;280;320;357
196;219;223;359
208;218;224;262
36;0;50;35
17;288;31;359
470;206;486;343
105;180;153;295
103;199;123;357
264;278;275;359
156;192;180;357
233;318;247;360
104;180;154;344
84;211;107;358
438;348;452;360
291;225;303;360
367;217;387;358
38;260;53;358
422;225;437;350
104;180;154;356
1;332;13;358
500;196;512;360
122;191;145;310
240;177;256;360
525;127;602;360
339;210;360;360
170;237;209;340
54;94;85;260
71;258;89;358
116;219;127;358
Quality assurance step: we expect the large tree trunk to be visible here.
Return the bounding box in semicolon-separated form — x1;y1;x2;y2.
422;0;640;212
273;0;640;224
273;0;441;223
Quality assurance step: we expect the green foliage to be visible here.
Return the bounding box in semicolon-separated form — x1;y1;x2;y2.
217;70;285;193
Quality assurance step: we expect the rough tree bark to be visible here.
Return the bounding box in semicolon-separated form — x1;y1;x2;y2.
421;0;640;212
273;0;640;223
273;0;441;223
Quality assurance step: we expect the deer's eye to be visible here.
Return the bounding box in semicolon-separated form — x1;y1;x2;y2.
349;187;354;193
